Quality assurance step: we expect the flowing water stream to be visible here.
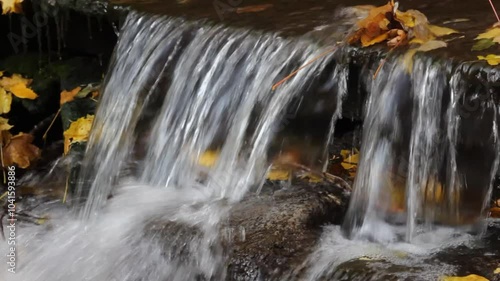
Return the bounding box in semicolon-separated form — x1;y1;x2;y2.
2;8;500;281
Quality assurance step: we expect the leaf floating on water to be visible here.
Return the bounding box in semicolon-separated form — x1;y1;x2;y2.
428;25;459;37
440;274;489;281
472;39;496;51
0;88;12;114
63;115;94;154
403;40;447;73
473;25;500;51
0;0;23;14
478;54;500;66
236;4;273;14
2;132;40;168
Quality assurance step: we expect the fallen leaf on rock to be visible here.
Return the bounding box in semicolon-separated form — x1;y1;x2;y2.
0;73;30;91
440;274;489;281
236;4;273;14
340;149;359;177
63;115;94;154
9;82;38;99
2;132;40;168
60;86;82;105
478;54;500;66
0;88;12;114
494;268;500;274
267;168;290;181
0;117;12;131
348;1;458;49
0;0;23;14
490;207;500;218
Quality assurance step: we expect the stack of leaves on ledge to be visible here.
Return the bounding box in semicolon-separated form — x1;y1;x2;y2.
347;1;458;72
0;72;40;170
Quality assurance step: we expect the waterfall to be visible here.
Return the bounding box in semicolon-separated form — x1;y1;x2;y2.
1;10;348;281
342;57;500;243
76;11;345;218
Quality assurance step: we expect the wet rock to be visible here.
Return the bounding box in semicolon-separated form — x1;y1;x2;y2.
147;183;349;281
224;183;349;280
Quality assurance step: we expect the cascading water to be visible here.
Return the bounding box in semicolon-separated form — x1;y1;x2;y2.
2;10;349;281
304;57;500;280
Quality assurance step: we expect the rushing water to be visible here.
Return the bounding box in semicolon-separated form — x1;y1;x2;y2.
2;10;349;281
2;7;500;281
341;58;500;244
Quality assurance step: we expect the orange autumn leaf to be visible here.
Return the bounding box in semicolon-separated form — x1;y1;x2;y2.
0;74;30;90
2;132;40;168
60;86;82;105
9;82;38;99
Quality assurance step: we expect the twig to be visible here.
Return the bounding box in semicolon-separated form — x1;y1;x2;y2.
42;108;61;142
272;46;338;91
488;0;500;23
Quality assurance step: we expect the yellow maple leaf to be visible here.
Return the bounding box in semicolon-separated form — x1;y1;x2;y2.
0;117;12;131
9;82;37;99
60;86;82;105
0;74;30;90
1;0;23;14
63;115;94;154
478;54;500;66
440;274;489;281
476;27;500;40
0;88;12;114
2;132;40;168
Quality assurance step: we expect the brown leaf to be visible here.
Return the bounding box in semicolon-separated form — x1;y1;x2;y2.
236;4;273;14
2;132;40;168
